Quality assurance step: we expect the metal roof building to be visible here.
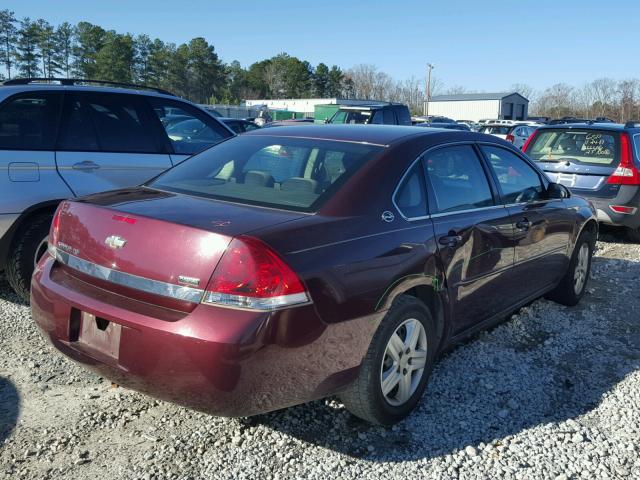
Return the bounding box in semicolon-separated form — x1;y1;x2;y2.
424;92;529;122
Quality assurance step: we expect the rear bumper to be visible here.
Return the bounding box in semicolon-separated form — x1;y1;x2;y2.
31;256;377;416
574;186;640;229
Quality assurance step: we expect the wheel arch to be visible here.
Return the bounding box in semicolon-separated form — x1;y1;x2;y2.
0;199;63;270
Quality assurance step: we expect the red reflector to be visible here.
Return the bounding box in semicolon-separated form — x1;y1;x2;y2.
607;133;640;185
610;205;637;214
202;236;308;310
505;134;515;143
112;214;137;224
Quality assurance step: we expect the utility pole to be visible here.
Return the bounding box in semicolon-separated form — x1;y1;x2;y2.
425;63;434;117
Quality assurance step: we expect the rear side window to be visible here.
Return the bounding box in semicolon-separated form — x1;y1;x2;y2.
482;146;544;203
383;108;395;124
394;163;427;219
395;106;411;125
58;93;161;153
423;145;494;213
149;98;229;155
527;129;618;166
150;136;382;212
0;92;62;150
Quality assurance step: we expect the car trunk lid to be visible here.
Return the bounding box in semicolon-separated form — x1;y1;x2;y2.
52;188;306;311
526;128;622;197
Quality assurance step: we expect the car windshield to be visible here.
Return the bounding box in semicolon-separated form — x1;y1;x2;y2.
480;126;511;134
166;118;220;142
527;129;618;166
330;110;372;124
149;135;383;212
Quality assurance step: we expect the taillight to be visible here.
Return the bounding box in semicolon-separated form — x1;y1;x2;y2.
505;134;515;143
607;133;640;185
610;205;637;214
202;236;309;311
48;204;63;258
522;130;538;153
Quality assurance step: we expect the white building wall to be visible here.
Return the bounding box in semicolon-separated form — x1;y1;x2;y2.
426;100;501;122
244;98;338;113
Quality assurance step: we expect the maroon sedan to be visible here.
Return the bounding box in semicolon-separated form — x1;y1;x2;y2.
32;125;597;425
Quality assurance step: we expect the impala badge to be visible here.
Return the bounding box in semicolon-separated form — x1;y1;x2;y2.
105;235;127;249
178;275;200;287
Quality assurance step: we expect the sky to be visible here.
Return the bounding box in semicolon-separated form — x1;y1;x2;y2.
5;1;639;92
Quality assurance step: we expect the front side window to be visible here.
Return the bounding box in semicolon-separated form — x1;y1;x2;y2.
0;92;62;150
149;135;382;212
423;145;494;213
394;163;427;219
149;99;230;155
330;110;372;124
481;145;544;203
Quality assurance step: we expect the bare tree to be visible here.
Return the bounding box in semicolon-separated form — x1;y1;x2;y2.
510;83;536;102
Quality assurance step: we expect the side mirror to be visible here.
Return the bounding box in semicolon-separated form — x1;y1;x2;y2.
546;182;570;199
323;118;329;124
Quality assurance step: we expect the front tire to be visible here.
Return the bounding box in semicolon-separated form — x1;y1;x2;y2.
339;295;437;425
546;230;594;306
5;215;52;302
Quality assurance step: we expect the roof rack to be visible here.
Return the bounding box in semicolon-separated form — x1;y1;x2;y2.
1;78;175;96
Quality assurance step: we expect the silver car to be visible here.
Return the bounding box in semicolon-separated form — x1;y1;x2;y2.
0;79;234;300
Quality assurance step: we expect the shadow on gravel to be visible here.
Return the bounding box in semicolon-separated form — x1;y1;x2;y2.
0;377;20;443
259;255;640;462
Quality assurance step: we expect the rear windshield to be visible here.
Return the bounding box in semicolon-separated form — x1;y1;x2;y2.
149;135;383;212
527;129;618;166
480;126;511;134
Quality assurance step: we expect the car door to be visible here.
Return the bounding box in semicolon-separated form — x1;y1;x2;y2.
55;92;172;197
423;144;517;335
146;97;233;165
479;144;574;299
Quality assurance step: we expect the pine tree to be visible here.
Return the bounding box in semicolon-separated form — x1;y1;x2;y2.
36;19;61;78
15;18;40;78
0;10;17;79
56;22;75;78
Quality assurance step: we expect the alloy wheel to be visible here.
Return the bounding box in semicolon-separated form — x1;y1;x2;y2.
573;243;589;294
380;318;428;406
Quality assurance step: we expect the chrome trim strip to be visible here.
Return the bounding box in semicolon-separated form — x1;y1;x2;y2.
51;247;205;303
429;205;506;219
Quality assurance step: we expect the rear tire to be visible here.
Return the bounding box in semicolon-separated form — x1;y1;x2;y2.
5;215;52;302
339;295;437;425
546;230;594;306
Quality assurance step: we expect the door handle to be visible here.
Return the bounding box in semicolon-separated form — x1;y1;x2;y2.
516;218;532;230
438;234;462;247
72;160;100;171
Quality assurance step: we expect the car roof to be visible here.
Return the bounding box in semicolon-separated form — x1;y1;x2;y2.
0;83;178;101
536;122;631;132
243;124;477;146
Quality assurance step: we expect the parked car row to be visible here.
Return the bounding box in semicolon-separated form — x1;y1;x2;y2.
0;78;636;427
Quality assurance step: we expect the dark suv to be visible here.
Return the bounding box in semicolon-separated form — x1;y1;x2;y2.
524;122;640;240
328;103;412;126
0;78;234;300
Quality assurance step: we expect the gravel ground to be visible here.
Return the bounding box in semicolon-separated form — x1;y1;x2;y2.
1;232;639;480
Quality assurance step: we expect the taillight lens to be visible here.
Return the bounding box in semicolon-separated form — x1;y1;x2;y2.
505;134;515;143
48;204;63;258
522;130;538;153
607;133;640;185
202;236;309;311
610;205;637;214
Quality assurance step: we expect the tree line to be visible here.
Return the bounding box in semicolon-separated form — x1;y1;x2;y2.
0;10;349;104
2;10;640;120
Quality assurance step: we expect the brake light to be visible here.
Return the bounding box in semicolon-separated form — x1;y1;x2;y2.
202;236;309;310
610;205;637;214
505;134;515;143
521;130;538;153
607;133;640;185
48;204;63;258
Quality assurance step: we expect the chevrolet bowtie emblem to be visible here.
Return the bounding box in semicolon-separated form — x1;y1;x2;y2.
105;235;127;249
